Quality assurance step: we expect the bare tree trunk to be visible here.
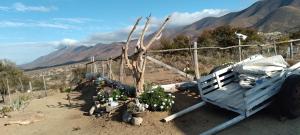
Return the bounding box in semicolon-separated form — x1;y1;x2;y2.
18;77;24;92
122;15;170;97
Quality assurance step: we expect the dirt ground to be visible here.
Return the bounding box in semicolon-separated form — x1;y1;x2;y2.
0;84;300;135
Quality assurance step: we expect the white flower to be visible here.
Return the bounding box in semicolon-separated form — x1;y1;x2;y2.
153;104;157;107
144;104;149;109
172;95;175;98
160;106;164;109
164;99;167;101
171;101;174;104
168;93;172;96
169;103;172;106
162;102;165;105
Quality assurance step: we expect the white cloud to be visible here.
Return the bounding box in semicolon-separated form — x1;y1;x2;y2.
53;18;95;23
0;6;9;11
13;2;56;12
0;21;25;27
35;22;71;29
51;38;79;49
82;9;228;44
0;2;57;12
168;9;228;26
81;24;155;45
0;20;72;29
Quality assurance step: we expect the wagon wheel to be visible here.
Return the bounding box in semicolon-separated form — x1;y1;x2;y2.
278;74;300;119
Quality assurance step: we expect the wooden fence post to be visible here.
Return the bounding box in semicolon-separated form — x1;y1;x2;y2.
193;42;200;80
29;81;32;92
6;78;12;106
259;45;263;55
290;42;294;59
119;55;125;82
273;41;277;55
102;61;105;77
238;39;242;62
109;59;113;80
42;75;47;96
18;77;24;92
94;62;98;73
107;59;113;80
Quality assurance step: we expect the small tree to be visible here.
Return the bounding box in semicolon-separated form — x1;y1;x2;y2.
120;15;170;96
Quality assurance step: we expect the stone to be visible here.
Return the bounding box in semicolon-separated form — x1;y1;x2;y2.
131;117;143;126
122;111;132;123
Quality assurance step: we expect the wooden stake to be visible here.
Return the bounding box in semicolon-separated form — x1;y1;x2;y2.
42;75;47;96
193;42;200;80
273;41;277;55
29;81;32;92
259;45;263;55
102;61;105;77
119;51;125;82
290;42;294;59
238;39;242;62
6;78;12;106
109;59;113;80
18;77;24;92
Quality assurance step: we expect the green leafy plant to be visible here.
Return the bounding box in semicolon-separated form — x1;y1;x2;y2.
60;88;72;93
1;106;13;114
97;89;128;103
139;86;175;111
111;89;128;101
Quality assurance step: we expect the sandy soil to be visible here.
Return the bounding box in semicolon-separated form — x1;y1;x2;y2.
0;86;300;135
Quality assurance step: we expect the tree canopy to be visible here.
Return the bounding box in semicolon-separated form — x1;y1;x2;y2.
197;25;263;47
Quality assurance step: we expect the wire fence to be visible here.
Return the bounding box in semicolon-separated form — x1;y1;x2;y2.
84;38;300;85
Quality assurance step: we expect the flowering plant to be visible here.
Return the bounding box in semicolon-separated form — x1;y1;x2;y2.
139;86;175;111
97;88;128;103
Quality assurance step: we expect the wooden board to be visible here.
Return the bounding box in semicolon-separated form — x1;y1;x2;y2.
203;82;247;114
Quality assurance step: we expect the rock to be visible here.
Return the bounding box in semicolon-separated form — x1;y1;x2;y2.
122;111;132;123
131;117;143;126
89;106;96;115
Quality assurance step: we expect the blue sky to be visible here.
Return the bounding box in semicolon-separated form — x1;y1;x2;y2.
0;0;257;65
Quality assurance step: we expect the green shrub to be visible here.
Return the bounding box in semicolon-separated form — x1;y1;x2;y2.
111;89;128;101
97;89;128;103
61;88;72;93
139;86;175;111
1;106;13;114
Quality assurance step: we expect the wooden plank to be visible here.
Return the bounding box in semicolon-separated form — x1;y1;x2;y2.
247;85;281;110
200;72;235;89
204;83;241;101
244;72;283;96
215;73;222;88
245;79;283;104
201;79;218;88
197;79;204;97
246;101;272;117
199;73;215;82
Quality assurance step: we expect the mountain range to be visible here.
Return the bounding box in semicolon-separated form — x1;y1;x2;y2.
21;0;300;70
